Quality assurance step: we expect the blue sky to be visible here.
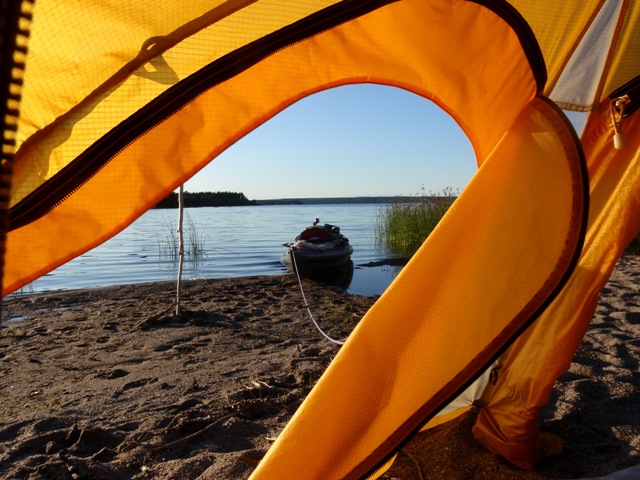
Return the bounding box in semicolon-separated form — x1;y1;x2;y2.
184;84;586;200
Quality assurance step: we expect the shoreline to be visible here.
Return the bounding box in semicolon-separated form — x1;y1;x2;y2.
1;257;638;479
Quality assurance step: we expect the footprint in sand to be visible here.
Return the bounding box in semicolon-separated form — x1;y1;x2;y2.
95;368;130;379
121;378;158;391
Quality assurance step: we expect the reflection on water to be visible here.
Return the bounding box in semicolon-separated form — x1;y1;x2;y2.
20;204;408;297
284;260;355;291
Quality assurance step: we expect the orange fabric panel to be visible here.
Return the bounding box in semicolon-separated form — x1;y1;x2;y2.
249;97;586;478
6;0;538;294
473;101;640;470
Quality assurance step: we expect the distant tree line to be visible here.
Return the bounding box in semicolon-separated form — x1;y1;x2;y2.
256;195;456;206
154;191;256;208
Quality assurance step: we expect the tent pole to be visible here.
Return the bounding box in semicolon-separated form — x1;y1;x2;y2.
176;185;185;316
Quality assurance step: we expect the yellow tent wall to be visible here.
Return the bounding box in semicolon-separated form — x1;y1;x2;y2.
0;1;31;304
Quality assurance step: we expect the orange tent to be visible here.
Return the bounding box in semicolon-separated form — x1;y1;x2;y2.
1;0;638;477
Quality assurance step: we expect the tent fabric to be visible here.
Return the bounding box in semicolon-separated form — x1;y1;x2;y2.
470;0;640;466
5;0;545;294
2;0;639;477
250;94;588;477
510;0;640;112
10;0;346;209
0;1;32;301
6;0;394;291
473;89;640;470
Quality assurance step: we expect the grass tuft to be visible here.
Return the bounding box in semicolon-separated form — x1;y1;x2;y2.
375;187;457;256
158;212;208;260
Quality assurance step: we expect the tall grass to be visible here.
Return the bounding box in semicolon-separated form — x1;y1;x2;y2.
158;213;208;260
375;187;457;256
185;213;208;257
158;218;179;260
375;188;640;258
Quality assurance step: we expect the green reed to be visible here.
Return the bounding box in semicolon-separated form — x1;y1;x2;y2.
158;217;179;260
157;213;208;260
185;213;208;257
375;187;456;257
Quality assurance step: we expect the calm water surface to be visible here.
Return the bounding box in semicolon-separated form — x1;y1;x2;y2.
24;204;405;296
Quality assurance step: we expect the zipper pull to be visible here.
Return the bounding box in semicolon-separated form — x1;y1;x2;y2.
610;95;631;150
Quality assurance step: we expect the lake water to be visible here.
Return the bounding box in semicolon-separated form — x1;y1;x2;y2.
22;204;406;297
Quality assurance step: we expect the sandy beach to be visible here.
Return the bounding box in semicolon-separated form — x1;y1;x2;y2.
0;256;638;479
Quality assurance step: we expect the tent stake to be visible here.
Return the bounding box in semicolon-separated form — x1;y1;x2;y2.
176;185;185;316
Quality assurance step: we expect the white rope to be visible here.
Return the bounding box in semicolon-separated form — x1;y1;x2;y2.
289;248;346;346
